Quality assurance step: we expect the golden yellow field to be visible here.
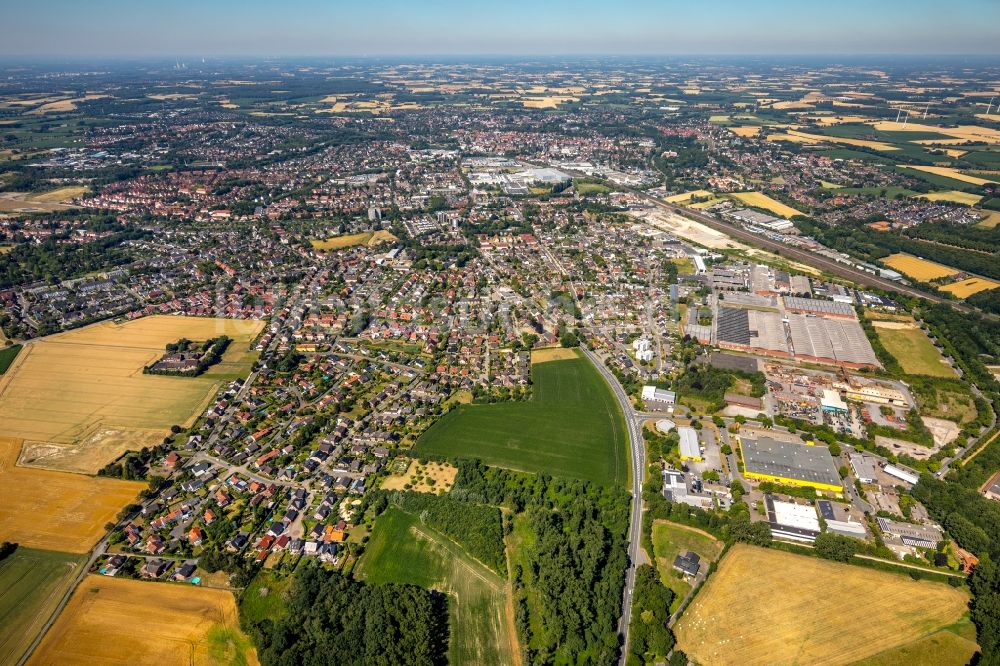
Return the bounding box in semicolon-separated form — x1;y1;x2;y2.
940;277;1000;298
26;95;109;115
0;186;88;212
0;436;143;552
29;576;258;666
902;165;997;186
310;230;397;251
883;253;959;281
675;545;971;666
380;458;457;494
773;129;898;151
530;347;579;363
916;190;983;206
522;96;579;109
663;189;714;204
977;211;1000;228
0;316;263;473
872;121;1000;145
731;191;804;218
0;245;14;255
727;126;761;137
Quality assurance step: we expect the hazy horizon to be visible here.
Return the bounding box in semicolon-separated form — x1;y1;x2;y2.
2;0;998;58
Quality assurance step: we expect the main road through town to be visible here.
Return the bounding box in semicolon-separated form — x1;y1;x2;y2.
581;347;646;664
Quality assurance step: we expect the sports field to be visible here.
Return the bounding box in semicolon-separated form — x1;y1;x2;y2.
29;575;258;666
883;253;959;281
357;506;515;666
872;320;957;378
0;315;263;473
651;520;724;612
415;351;628;485
675;545;971;666
0;436;143;552
0;547;86;665
731;191;804;218
310;230;397;251
939;276;1000;298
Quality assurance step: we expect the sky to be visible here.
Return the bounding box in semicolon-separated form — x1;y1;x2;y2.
1;0;998;57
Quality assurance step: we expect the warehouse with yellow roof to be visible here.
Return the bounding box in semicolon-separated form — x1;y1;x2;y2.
738;434;843;493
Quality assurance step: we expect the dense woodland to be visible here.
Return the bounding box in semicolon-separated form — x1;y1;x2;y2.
244;565;448;666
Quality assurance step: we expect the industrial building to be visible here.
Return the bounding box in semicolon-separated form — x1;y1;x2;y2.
783;296;856;319
818;500;868;539
876;516;942;549
766;496;821;542
786;313;879;369
883;463;919;486
716;307;790;357
641;385;676;405
739;435;842;492
678;426;702;461
821;389;848;413
849;453;878;484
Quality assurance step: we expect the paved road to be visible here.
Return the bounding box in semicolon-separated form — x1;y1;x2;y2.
580;348;645;664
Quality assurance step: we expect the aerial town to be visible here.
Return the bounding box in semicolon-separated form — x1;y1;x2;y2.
1;23;1000;666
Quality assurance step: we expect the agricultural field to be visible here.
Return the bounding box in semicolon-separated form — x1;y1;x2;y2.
901;165;997;186
768;129;898;152
29;575;258;666
977;211;1000;228
675;545;971;666
380;458;457;494
0;343;21;373
530;346;579;363
882;253;959;281
574;180;611;195
0;436;143;552
0;315;263;473
357;506;515;666
415;351;628;485
727;126;760;137
663;189;713;204
730;191;804;218
939;277;1000;298
916;190;983;206
651;520;724;612
0;547;86;665
872;120;1000;145
871;319;957;377
0;186;87;212
853;623;979;666
310;230;397;251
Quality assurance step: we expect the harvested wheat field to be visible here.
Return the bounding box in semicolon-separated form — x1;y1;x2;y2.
380;458;458;494
675;545;971;666
728;126;761;137
940;277;1000;298
310;230;397;251
29;576;258;666
531;347;579;363
916;190;983;206
872;121;1000;145
731;191;804;218
663;189;714;204
902;166;997;186
0;315;263;473
883;253;959;281
0;437;143;552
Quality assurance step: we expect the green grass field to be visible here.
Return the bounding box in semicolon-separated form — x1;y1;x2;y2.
850;617;979;666
651;520;725;612
416;352;627;485
574;180;611;195
357;506;514;666
874;325;956;378
0;344;22;374
239;569;293;626
0;547;86;664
